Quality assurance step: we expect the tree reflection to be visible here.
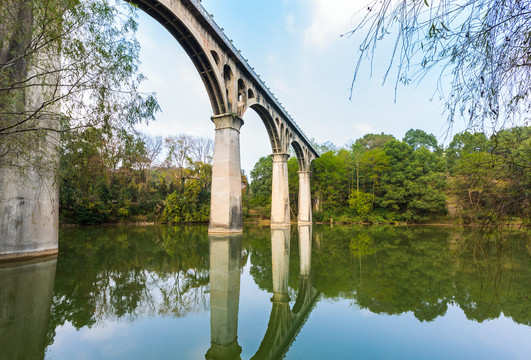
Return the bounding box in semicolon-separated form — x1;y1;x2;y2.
308;226;531;324
48;225;211;344
40;224;531;356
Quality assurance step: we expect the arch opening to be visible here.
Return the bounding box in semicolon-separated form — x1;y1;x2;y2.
291;140;306;170
248;104;281;153
237;79;246;103
129;0;226;114
224;64;234;109
210;50;220;66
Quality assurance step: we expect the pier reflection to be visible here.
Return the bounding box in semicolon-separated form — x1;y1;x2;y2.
252;226;319;360
206;234;243;360
0;257;57;360
206;226;319;360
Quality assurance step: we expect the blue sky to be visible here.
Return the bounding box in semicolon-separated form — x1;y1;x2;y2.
135;0;465;173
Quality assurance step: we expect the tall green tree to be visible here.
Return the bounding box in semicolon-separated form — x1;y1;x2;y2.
379;140;446;222
403;129;439;152
249;156;273;215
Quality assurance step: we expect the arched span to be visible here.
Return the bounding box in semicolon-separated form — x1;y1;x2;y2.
248;103;281;153
291;140;306;171
126;0;226;114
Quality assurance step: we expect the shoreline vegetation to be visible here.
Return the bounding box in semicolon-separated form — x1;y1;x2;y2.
59;127;530;228
59;218;530;228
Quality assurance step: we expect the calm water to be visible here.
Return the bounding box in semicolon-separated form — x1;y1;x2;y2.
1;225;530;359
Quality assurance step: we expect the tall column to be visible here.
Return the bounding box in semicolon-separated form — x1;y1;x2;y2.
271;228;290;302
297;171;312;224
271;153;290;228
206;235;242;360
298;225;312;277
0;160;59;259
209;114;244;234
0;19;60;259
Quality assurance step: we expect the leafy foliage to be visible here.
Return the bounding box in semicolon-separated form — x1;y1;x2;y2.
1;0;158;171
347;0;530;130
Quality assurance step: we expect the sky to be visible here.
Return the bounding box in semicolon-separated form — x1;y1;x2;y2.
134;0;466;174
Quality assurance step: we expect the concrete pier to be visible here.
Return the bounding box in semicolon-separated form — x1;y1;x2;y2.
270;153;291;228
209;114;244;234
0;37;60;260
206;235;243;360
297;171;312;224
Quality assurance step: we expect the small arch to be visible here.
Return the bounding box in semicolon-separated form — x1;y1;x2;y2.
211;50;220;66
224;64;234;109
248;88;255;99
291;140;306;171
223;64;233;82
249;103;281;153
237;79;246;103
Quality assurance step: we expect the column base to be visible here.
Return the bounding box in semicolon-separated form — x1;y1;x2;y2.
0;248;58;264
297;221;313;225
270;222;291;228
208;227;244;235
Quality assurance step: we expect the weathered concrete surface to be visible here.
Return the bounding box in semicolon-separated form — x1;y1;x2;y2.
209;114;244;234
0;257;57;360
270;153;290;228
206;234;242;360
0;37;60;259
297;171;312;224
0;166;59;260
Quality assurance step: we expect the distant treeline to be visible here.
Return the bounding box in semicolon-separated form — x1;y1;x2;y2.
59;126;530;225
248;127;530;224
60;128;215;224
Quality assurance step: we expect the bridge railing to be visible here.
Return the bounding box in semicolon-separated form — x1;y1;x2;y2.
188;0;316;155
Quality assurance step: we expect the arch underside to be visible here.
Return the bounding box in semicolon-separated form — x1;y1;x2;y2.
251;277;319;360
128;0;225;115
291;140;306;170
127;0;318;162
249;104;281;153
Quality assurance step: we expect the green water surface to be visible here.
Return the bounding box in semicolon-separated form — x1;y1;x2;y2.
1;225;530;359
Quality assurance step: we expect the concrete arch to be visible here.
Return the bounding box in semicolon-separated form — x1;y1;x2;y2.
247;102;281;153
128;0;227;114
291;140;310;171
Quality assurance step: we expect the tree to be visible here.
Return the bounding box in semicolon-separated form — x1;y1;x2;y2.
347;0;530;130
448;127;530;223
379;140;446;222
354;133;395;151
403;129;439;152
0;0;158;170
249;156;273;215
446;131;490;173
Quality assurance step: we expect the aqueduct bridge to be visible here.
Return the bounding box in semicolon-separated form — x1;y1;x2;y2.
128;0;319;233
0;0;318;259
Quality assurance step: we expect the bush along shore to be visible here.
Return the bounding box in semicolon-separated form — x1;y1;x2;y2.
59;127;530;227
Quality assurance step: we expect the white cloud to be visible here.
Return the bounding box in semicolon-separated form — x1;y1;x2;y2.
304;0;366;50
285;13;295;33
80;322;128;342
354;122;374;135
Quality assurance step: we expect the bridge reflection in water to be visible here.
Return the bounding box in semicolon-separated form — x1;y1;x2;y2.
206;225;319;360
0;257;57;360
